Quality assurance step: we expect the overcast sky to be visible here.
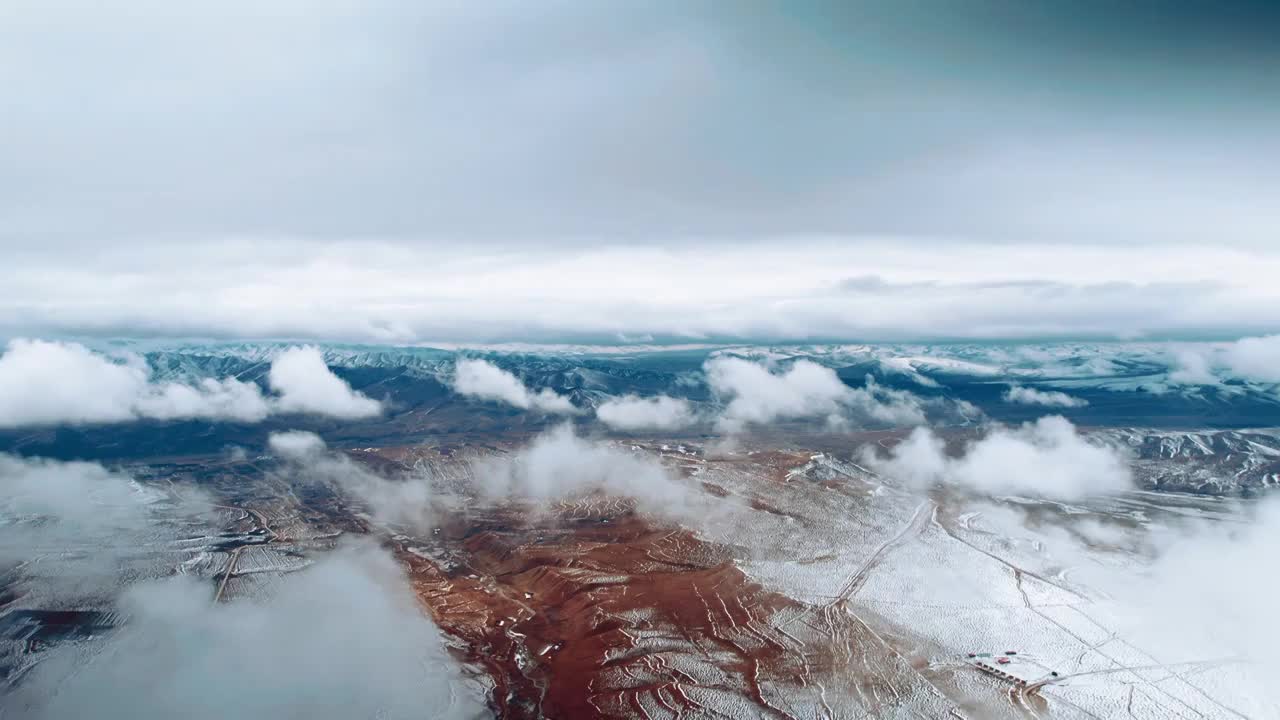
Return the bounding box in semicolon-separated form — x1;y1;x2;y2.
3;1;1277;343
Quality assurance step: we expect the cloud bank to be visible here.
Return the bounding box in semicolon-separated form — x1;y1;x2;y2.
1002;385;1089;408
453;358;575;413
16;540;481;720
0;340;380;428
864;416;1131;500
596;394;695;431
3;242;1279;345
705;356;924;432
1220;334;1280;384
1165;334;1280;387
0;339;270;426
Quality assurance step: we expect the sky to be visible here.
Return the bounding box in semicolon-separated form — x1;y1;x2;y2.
2;1;1277;343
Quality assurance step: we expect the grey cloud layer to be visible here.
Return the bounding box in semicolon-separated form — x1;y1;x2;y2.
3;2;1276;344
3;1;1276;242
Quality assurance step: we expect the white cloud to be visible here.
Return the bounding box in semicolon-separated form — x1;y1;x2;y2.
267;429;328;460
1108;500;1280;707
17;540;481;720
1164;334;1280;386
596;394;695;431
1;241;1278;345
1167;347;1220;385
1221;334;1280;383
863;425;950;489
452;358;574;414
0;339;142;425
0;340;380;428
864;416;1131;500
997;497;1280;710
132;376;273;421
473;424;698;522
1002;384;1089;408
268;346;382;419
0;339;270;427
705;356;924;432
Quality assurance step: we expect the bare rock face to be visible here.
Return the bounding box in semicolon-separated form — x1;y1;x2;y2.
1096;428;1280;495
395;502;816;719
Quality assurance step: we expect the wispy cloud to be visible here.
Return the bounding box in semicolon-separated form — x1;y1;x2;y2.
268;430;433;532
0;453;210;604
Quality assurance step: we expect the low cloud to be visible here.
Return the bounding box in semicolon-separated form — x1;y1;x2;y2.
453;358;575;413
1167;348;1220;385
1;451;474;719
1165;334;1280;386
473;425;699;522
0;453;166;566
596;394;696;431
0;339;269;426
1002;385;1089;408
864;416;1131;500
267;346;382;419
0;340;380;428
704;356;924;432
267;429;329;460
976;496;1280;709
1109;500;1280;707
0;454;152;535
0;453;210;603
1221;334;1280;384
15;539;481;720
